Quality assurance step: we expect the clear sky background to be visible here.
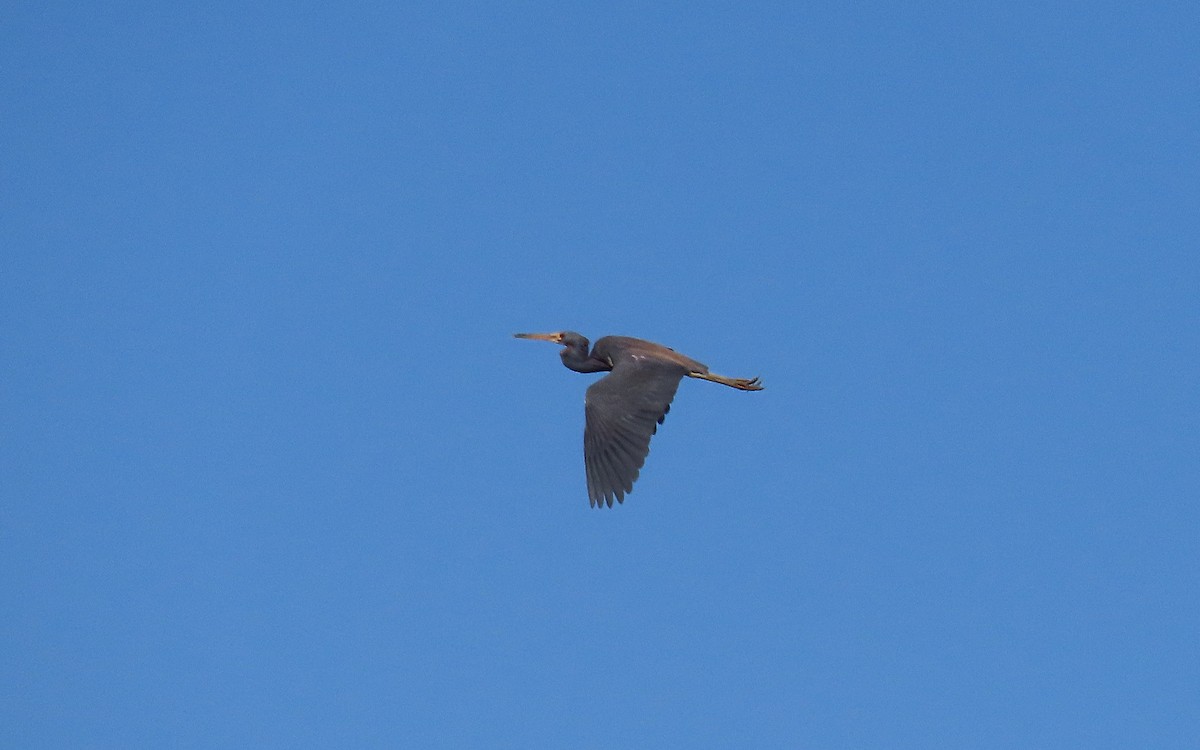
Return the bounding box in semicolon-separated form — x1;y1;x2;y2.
2;2;1197;748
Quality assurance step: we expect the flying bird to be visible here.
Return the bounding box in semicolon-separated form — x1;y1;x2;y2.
514;331;763;507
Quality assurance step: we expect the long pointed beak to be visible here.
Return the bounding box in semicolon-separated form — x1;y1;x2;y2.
513;332;564;343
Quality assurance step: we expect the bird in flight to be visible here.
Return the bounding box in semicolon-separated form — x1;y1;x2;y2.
514;331;763;507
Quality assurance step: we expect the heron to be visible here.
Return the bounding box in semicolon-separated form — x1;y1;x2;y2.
514;331;763;507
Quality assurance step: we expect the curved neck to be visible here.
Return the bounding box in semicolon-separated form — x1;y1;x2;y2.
561;342;610;373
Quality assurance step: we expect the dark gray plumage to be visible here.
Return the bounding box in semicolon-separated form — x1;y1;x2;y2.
514;331;763;507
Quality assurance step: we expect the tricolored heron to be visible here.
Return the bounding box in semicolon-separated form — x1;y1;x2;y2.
514;331;763;507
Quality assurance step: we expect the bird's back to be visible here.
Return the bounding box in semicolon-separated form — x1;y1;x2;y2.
592;336;708;374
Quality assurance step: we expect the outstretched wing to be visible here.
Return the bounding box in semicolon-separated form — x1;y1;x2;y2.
583;356;688;507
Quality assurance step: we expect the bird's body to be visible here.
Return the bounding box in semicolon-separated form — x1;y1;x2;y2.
514;331;763;507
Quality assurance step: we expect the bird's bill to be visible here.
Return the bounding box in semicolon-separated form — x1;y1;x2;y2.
513;332;564;343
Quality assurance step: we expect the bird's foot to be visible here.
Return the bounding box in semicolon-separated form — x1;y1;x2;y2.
728;376;763;391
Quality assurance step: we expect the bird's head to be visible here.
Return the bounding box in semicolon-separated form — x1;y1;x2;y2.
513;331;589;350
514;331;599;373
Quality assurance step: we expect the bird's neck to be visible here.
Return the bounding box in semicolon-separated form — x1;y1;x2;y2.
561;345;610;374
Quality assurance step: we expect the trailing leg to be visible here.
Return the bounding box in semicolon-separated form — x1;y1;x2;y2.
687;371;763;391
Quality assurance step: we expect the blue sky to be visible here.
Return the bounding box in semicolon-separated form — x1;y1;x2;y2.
2;2;1197;747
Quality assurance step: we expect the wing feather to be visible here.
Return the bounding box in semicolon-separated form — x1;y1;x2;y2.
583;354;688;507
